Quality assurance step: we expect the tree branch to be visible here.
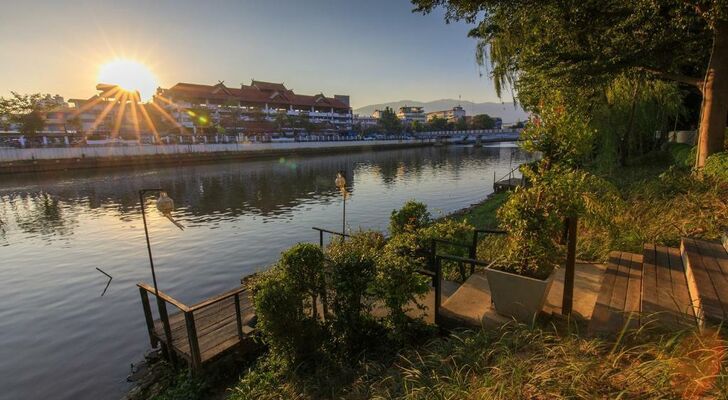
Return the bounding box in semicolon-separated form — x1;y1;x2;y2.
639;67;703;89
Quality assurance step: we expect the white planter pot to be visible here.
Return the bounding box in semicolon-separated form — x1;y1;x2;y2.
485;267;556;322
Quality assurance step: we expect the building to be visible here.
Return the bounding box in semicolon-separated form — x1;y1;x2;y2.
155;80;353;135
353;114;378;129
396;106;426;125
426;106;466;123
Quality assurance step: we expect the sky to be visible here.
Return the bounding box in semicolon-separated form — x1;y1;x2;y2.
0;0;503;109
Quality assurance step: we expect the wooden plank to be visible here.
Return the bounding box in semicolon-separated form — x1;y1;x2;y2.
655;246;676;314
682;238;725;321
666;247;695;320
641;245;659;315
589;252;622;334
607;252;631;330
693;240;728;321
624;252;643;328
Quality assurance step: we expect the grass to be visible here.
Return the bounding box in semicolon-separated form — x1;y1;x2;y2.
223;323;727;400
450;192;509;229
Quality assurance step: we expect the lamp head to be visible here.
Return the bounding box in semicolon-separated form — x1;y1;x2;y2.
156;191;174;214
335;172;346;189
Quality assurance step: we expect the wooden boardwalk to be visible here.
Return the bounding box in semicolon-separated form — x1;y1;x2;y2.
588;238;728;334
138;283;256;370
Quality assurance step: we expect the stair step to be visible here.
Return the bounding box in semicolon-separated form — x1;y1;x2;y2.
589;251;643;335
681;238;728;324
641;245;696;328
439;273;509;329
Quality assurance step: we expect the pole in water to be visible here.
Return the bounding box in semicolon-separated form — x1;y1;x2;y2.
96;267;113;297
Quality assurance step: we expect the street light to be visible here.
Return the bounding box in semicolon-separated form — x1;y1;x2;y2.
139;189;184;296
335;172;347;236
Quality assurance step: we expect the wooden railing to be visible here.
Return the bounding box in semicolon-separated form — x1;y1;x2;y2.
137;282;248;371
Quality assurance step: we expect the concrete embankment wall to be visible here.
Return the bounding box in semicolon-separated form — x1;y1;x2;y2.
0;140;434;174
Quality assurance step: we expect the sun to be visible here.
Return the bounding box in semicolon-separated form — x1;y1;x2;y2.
98;59;158;102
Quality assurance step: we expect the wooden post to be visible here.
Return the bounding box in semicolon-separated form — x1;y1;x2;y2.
319;229;324;248
434;256;443;325
156;297;175;362
184;311;202;371
139;288;158;348
234;293;243;342
562;216;578;316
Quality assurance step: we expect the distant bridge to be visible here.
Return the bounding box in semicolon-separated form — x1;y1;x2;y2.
412;128;522;142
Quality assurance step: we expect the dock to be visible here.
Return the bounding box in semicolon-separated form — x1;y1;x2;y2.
138;283;256;371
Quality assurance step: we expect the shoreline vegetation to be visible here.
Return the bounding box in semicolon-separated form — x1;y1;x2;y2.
129;142;728;400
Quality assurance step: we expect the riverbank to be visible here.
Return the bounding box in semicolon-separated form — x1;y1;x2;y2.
131;148;728;400
0;140;434;175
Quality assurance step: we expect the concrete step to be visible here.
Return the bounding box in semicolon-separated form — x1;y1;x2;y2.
681;238;728;325
439;273;510;329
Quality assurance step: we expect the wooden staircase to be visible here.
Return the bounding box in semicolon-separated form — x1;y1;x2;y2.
589;237;728;334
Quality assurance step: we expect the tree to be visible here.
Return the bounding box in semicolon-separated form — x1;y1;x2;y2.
427;116;449;131
0;92;56;136
65;115;83;135
413;0;728;168
220;100;244;135
471;113;495;129
377;107;402;134
455;116;469;130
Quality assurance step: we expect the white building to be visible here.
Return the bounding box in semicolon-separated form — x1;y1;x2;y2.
426;105;466;123
396;106;426;125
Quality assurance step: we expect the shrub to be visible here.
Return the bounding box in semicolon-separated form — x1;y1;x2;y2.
704;151;728;183
325;231;383;354
418;219;475;280
667;143;695;168
389;200;431;236
279;243;326;319
374;233;430;332
252;267;326;366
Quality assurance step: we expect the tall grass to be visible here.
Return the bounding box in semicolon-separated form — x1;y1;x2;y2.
228;323;727;399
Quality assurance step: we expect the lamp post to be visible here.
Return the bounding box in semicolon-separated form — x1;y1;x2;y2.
139;189;183;296
335;172;347;236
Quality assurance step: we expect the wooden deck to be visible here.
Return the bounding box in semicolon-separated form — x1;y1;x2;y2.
493;177;524;193
588;238;728;334
138;283;256;370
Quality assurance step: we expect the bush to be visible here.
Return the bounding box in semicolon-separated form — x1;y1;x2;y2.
279;243;326;319
389;200;431;236
374;233;430;332
704;152;728;183
325;231;384;354
252;267;326;366
418;219;475;280
667;143;695;168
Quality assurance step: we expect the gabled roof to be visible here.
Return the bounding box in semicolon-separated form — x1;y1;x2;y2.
251;80;288;92
161;81;351;110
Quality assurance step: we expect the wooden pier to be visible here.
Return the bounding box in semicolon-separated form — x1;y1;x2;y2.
138;283;256;371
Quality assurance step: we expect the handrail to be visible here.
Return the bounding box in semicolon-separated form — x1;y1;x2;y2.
436;253;494;267
189;285;248;312
312;226;351;237
430;237;472;250
495;165;520;183
138;282;190;312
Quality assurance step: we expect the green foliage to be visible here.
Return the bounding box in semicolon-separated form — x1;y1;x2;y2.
325;232;385;353
389;200;432;235
668;143;697;168
520;101;595;168
419;219;475;280
252;267;326;366
427;115;448;131
377;107;402;134
497;165;620;279
375;233;430;332
470;113;496;129
279;243;326;314
703;152;728;183
452;192;509;228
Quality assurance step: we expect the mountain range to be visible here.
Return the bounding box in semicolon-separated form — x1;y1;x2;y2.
353;99;529;124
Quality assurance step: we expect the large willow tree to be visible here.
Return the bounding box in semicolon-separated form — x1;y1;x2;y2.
413;0;727;168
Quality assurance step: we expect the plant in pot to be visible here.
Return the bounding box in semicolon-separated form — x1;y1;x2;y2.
486;180;563;322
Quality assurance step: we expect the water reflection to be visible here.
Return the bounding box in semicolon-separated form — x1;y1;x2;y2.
0;145;530;238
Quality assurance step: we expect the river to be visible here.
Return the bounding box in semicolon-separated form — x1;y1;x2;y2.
0;143;531;399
